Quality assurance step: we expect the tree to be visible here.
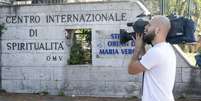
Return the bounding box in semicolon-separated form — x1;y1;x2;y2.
0;23;6;89
165;0;201;36
164;0;201;66
140;0;160;14
68;29;91;65
0;23;6;36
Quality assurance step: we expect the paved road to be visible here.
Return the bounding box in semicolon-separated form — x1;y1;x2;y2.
0;93;200;101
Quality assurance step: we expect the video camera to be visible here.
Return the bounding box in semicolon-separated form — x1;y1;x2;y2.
120;14;196;44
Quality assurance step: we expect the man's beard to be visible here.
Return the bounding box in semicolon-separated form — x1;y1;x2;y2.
143;31;156;44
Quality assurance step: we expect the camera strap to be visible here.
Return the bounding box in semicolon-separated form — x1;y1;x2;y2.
141;71;145;97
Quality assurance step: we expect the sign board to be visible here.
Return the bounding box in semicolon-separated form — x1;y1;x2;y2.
0;1;149;67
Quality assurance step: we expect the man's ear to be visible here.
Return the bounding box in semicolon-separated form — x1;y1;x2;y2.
155;27;160;35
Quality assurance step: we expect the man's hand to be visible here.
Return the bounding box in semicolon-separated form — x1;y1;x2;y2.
128;33;146;75
134;33;145;55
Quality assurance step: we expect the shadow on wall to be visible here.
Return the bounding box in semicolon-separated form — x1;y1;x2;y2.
186;68;201;98
173;67;201;99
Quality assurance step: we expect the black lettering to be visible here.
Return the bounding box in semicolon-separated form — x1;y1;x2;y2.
30;16;35;23
34;43;39;50
6;42;66;51
5;13;126;24
115;13;121;21
58;42;64;50
12;43;17;50
6;15;41;24
61;15;66;23
53;42;57;50
24;16;29;23
79;14;85;22
102;13;107;21
17;16;23;23
52;56;57;61
86;14;91;22
121;13;127;21
46;55;63;61
46;15;49;23
55;15;60;23
29;29;38;37
35;16;40;23
47;15;54;23
91;14;95;22
59;56;63;61
11;16;17;23
45;42;51;50
95;14;102;21
39;43;45;50
20;43;25;50
72;14;78;22
26;43;29;50
108;14;114;21
46;56;51;61
7;42;11;50
29;43;33;50
6;16;11;24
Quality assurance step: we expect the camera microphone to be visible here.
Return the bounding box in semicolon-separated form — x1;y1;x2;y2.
127;23;134;27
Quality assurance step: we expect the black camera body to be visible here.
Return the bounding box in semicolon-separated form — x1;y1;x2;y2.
120;15;196;44
120;19;149;44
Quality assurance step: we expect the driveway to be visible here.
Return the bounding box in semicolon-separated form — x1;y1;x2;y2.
0;92;200;101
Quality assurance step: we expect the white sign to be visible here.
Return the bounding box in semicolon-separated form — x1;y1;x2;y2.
0;1;149;67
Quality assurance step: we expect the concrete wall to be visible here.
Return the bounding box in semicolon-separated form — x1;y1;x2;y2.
173;48;201;98
0;1;145;97
0;1;201;98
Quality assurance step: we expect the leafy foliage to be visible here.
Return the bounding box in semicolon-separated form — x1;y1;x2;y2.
162;0;201;53
68;29;91;65
165;0;201;35
68;42;84;64
142;0;201;36
0;23;6;36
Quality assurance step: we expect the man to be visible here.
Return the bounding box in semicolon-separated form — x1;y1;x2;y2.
128;15;176;101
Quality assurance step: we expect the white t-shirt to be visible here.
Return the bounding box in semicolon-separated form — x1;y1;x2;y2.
140;42;176;101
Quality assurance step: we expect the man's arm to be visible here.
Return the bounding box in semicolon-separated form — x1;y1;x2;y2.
128;48;145;75
128;33;146;75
